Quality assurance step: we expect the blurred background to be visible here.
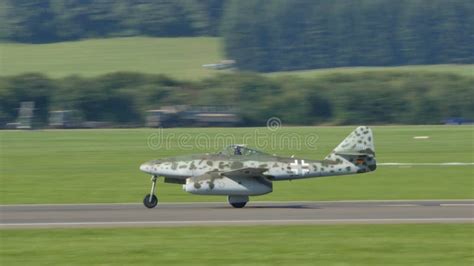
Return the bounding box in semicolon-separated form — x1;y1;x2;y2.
0;0;473;129
1;3;473;265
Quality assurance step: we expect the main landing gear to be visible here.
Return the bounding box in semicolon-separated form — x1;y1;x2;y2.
143;175;158;208
228;195;249;208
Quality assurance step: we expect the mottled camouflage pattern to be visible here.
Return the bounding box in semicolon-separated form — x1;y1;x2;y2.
140;126;376;195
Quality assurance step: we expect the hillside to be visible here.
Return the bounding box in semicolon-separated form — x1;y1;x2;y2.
1;37;224;80
2;37;474;80
269;64;474;78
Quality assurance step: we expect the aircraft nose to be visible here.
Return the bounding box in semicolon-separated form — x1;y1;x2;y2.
139;162;152;172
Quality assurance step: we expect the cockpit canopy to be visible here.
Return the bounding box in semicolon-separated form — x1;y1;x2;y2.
217;144;268;156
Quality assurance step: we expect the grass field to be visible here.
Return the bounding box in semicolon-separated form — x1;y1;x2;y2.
1;37;473;79
1;224;473;265
1;125;472;204
0;37;224;80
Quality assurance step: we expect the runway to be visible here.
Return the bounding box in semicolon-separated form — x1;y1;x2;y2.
1;200;473;228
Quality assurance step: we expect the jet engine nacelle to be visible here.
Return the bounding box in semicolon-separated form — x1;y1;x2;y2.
183;175;272;196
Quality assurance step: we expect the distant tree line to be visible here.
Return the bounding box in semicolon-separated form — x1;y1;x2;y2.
0;0;227;43
222;0;474;71
1;72;472;127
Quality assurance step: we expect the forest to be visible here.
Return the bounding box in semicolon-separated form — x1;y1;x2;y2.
222;0;474;71
1;72;472;126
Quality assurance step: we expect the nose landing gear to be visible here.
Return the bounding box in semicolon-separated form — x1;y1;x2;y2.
143;175;158;208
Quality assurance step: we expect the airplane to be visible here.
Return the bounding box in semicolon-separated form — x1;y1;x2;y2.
139;126;376;208
202;60;235;70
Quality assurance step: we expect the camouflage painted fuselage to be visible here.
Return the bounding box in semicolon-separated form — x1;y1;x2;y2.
140;152;373;181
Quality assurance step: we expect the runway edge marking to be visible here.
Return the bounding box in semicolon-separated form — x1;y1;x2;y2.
1;218;473;228
2;199;474;207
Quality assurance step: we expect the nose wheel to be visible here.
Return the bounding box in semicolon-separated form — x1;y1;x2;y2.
143;175;158;208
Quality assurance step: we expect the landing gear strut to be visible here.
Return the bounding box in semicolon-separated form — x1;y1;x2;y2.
143;175;158;208
228;195;249;208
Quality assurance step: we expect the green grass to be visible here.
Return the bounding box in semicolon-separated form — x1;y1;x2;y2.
0;125;472;204
1;224;473;265
268;64;474;78
1;37;473;79
0;37;224;80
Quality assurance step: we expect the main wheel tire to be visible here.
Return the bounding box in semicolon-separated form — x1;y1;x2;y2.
230;202;247;208
228;195;249;208
143;194;158;208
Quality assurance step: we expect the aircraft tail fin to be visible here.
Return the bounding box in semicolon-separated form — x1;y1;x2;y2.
325;126;376;172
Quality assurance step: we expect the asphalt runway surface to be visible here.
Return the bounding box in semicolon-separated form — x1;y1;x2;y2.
1;200;473;229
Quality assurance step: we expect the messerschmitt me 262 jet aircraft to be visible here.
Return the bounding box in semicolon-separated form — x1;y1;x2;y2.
140;126;376;208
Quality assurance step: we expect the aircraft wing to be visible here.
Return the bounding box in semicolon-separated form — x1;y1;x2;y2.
189;167;268;182
335;152;370;156
222;167;268;178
